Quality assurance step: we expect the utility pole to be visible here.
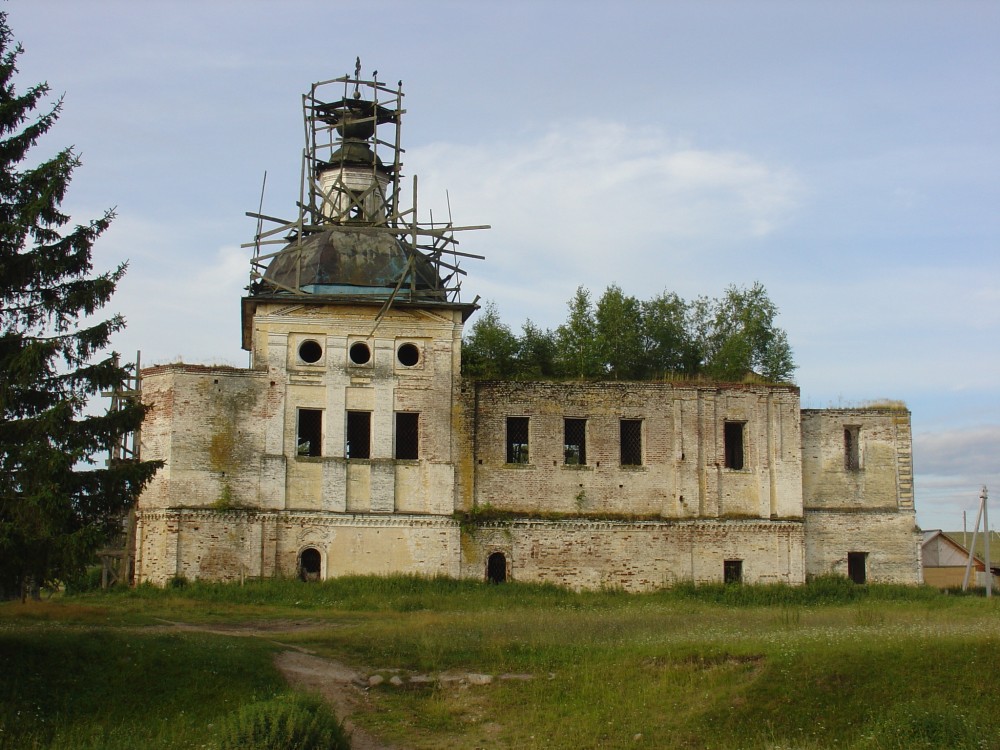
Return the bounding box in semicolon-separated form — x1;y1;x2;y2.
962;486;991;596
984;487;992;598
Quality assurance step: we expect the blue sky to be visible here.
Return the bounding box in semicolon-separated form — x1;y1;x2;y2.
9;1;999;531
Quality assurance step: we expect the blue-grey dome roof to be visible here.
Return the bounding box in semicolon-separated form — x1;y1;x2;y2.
258;227;444;299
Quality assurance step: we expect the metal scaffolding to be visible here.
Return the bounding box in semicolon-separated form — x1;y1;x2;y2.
243;60;486;316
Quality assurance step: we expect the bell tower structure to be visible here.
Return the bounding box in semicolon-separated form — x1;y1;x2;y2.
134;65;486;583
241;63;484;518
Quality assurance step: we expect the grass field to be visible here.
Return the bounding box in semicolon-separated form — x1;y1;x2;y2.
1;577;999;749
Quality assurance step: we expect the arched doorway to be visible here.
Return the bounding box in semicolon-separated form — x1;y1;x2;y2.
299;547;321;582
487;552;507;584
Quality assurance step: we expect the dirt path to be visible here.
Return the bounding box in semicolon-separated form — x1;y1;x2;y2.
273;650;401;750
152;620;402;750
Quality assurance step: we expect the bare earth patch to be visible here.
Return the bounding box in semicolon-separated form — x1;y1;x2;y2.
152;619;531;748
152;619;401;749
274;650;401;750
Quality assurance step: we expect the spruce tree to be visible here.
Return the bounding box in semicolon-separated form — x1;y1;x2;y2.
0;14;159;599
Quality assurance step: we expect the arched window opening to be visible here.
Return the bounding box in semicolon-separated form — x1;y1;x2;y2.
487;552;507;584
300;547;322;582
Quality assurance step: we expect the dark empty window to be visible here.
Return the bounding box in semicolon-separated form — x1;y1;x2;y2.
506;417;529;464
845;426;860;471
848;552;867;584
297;408;323;457
395;412;419;460
724;559;743;584
564;418;586;465
620;419;642;466
298;340;323;364
349;341;371;365
724;422;745;470
346;411;371;459
397;342;420;367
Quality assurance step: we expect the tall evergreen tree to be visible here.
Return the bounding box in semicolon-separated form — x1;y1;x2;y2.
0;15;159;599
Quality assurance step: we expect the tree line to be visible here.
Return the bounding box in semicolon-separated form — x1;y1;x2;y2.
462;282;795;383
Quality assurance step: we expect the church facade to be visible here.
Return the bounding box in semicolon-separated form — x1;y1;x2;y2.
132;71;920;590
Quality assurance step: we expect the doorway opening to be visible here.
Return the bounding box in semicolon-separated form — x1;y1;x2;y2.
487;552;507;584
300;547;321;581
848;551;867;584
723;559;743;585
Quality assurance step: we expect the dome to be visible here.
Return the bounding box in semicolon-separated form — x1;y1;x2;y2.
258;227;444;299
317;141;391;176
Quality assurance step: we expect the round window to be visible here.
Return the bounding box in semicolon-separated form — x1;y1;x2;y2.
397;342;420;367
298;340;323;364
349;341;372;365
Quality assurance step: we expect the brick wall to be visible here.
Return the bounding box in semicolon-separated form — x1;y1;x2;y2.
801;408;913;511
459;518;806;590
134;509;460;584
134;310;919;589
800;407;919;582
803;510;920;583
139;365;274;509
472;381;803;520
134;509;804;588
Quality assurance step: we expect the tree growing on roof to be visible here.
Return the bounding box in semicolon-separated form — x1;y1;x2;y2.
595;284;644;379
702;282;795;383
0;14;160;600
555;286;603;379
463;282;795;384
462;301;519;379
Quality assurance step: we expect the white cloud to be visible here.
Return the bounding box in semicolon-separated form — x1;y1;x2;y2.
407;120;802;327
913;425;1000;530
92;214;249;367
916;426;1000;478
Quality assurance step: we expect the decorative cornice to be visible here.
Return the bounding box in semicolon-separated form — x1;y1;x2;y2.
137;508;460;529
803;507;916;516
137;508;805;534
474;518;804;532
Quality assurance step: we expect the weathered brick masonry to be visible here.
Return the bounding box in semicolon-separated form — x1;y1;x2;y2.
801;409;919;582
132;71;920;589
134;363;918;588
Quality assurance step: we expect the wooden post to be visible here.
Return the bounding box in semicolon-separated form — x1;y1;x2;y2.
983;487;991;598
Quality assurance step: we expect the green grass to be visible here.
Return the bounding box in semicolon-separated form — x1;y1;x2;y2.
0;622;340;749
2;577;1000;749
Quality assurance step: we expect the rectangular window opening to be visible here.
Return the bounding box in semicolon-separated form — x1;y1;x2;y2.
297;408;323;457
395;412;419;460
848;552;867;584
564;418;587;465
724;421;745;470
724;559;743;585
346;411;371;459
506;416;529;464
844;426;860;471
620;419;643;466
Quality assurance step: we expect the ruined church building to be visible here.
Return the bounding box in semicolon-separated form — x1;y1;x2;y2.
133;70;921;589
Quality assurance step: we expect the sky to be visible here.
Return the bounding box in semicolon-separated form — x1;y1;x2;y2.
8;0;999;531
